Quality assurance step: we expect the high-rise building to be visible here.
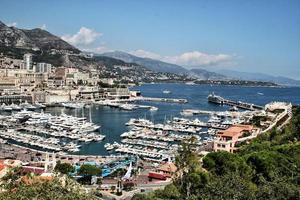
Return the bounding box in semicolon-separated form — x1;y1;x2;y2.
23;53;33;71
36;63;52;73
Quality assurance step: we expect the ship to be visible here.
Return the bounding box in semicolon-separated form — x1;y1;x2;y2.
163;90;171;94
207;92;224;104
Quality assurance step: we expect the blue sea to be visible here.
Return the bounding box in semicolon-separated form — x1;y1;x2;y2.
46;83;300;155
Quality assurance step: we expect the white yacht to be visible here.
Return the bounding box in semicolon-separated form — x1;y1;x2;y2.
10;103;22;111
1;103;12;112
62;102;85;109
150;106;158;112
119;104;136;110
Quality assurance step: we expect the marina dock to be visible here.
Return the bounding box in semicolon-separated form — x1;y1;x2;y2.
138;97;188;103
208;93;264;110
221;99;264;110
95;96;188;104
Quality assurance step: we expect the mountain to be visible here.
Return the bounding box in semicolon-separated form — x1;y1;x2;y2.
0;20;79;53
217;69;300;86
101;51;190;75
190;68;227;80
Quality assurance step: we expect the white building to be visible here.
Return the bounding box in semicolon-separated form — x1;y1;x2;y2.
23;53;33;71
36;63;52;73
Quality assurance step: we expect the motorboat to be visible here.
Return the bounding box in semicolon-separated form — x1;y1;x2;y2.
150;106;158;111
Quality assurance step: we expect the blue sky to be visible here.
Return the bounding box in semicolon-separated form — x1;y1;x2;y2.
1;0;300;79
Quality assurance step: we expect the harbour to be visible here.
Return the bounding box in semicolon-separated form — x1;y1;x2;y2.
0;83;298;158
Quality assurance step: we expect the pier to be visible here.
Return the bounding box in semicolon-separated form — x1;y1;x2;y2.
95;96;188;104
138;97;188;103
221;99;263;110
208;93;264;110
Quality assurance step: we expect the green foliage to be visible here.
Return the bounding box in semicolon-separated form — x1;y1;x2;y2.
54;161;75;175
78;164;102;176
203;151;252;178
0;176;98;200
123;181;135;191
0;166;22;190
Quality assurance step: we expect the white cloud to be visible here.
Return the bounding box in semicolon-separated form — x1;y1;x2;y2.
82;45;113;54
40;24;46;30
61;27;102;46
129;49;234;67
165;51;233;67
7;22;17;27
129;49;162;60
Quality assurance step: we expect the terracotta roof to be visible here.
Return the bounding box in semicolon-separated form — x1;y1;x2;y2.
218;124;254;137
158;162;177;173
0;164;5;171
22;166;45;175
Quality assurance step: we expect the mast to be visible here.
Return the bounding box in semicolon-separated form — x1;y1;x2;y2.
89;106;92;123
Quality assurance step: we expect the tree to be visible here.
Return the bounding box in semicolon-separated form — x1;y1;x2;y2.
111;185;116;193
78;164;102;176
123;181;135;191
1;166;22;190
175;136;203;198
0;174;98;200
54;161;75;175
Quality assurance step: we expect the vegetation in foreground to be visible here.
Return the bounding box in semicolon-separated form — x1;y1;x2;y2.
133;107;300;200
0;173;99;200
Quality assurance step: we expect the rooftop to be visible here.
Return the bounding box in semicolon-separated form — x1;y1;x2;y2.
218;124;254;137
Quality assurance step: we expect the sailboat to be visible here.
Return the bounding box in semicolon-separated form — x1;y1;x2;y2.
122;162;133;180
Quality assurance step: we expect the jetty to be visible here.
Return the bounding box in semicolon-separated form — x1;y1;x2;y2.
139;97;188;103
208;93;264;110
95;96;188;104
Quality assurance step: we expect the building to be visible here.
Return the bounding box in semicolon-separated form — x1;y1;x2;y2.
77;86;105;100
47;77;65;88
0;76;16;90
14;70;46;88
213;124;259;153
23;53;33;71
36;63;52;73
100;78;115;86
106;88;130;99
0;94;33;104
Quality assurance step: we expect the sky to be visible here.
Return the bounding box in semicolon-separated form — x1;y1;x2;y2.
1;0;300;79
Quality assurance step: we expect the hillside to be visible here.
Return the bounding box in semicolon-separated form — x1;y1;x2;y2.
133;107;300;200
190;68;227;80
0;20;79;53
101;51;190;75
217;69;300;86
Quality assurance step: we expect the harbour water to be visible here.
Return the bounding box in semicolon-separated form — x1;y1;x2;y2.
45;83;300;155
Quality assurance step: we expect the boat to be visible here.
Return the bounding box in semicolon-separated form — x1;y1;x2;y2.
119;104;136;110
163;90;171;94
185;81;195;85
207;92;224;104
150;106;158;112
20;101;37;110
34;102;46;109
62;102;85;109
229;106;238;111
208;115;222;123
10;103;22;111
1;103;12;112
104;143;114;151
